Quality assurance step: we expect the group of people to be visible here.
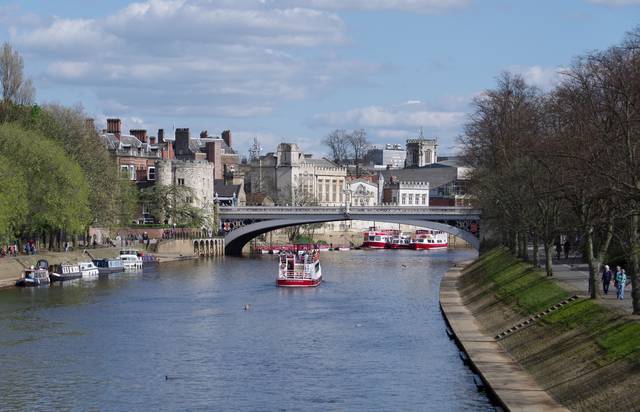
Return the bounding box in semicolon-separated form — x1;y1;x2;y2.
0;241;36;257
601;265;631;300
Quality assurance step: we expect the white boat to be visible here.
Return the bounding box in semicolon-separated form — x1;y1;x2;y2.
78;261;99;278
119;249;143;270
277;249;322;287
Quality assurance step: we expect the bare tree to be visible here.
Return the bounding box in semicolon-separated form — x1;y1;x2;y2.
323;129;350;166
0;42;34;105
347;128;369;177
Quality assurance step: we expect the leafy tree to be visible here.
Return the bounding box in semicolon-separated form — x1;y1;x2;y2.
140;184;206;227
0;154;27;240
0;123;90;247
0;42;34;105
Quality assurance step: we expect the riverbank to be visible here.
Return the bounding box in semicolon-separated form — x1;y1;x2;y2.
0;247;199;289
442;248;640;411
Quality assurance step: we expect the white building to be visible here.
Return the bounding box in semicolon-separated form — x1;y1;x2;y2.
348;179;379;206
155;159;214;210
248;143;347;206
384;180;430;206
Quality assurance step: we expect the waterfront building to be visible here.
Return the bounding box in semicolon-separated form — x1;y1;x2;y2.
383;179;430;206
247;143;347;206
155;159;215;211
380;158;471;206
347;179;379;206
99;118;172;187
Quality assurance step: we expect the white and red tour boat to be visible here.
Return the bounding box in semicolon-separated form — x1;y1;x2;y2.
411;229;448;250
387;233;413;249
277;249;322;287
362;228;397;249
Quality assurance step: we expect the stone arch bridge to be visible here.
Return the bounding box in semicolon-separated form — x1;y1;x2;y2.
219;206;481;256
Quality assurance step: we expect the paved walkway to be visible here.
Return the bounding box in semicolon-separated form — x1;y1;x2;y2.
548;257;634;315
440;263;569;412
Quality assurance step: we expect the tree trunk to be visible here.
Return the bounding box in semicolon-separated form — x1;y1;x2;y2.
520;231;528;261
532;232;539;267
585;226;597;299
544;241;553;277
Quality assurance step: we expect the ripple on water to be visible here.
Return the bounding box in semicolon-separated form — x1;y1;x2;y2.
0;249;493;411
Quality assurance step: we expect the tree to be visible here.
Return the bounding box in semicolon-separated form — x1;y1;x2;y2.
0;43;34;105
348;128;369;177
0;123;90;248
0;154;27;240
139;184;205;227
323;129;350;166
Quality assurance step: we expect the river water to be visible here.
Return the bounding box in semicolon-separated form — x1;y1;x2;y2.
0;249;493;411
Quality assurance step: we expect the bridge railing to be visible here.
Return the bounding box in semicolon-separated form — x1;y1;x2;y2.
218;206;480;215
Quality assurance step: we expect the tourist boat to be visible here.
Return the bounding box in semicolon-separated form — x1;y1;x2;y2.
387;234;413;249
15;259;50;287
411;229;448;250
277;249;322;287
92;258;125;275
362;229;394;248
119;249;143;270
78;261;99;278
337;245;351;251
317;244;330;252
49;263;82;282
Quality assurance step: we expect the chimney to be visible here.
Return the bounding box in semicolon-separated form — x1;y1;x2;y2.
149;135;156;145
222;130;231;148
206;140;223;180
175;128;191;157
84;118;95;131
106;118;122;140
130;129;148;143
158;129;165;143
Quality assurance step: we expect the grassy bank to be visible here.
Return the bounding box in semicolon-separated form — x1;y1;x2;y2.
459;248;640;411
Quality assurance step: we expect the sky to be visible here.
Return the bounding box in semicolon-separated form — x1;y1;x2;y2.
1;0;639;158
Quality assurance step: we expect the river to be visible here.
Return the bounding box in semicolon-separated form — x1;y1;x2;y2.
0;249;493;411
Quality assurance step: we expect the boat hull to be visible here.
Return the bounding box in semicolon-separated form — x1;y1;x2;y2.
388;243;413;249
277;276;322;287
362;241;388;249
411;243;448;250
49;273;82;282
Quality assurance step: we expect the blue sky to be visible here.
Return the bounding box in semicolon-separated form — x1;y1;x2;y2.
1;0;638;157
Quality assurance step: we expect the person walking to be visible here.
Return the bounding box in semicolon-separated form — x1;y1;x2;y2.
615;268;627;300
602;265;613;295
555;240;562;260
563;239;571;260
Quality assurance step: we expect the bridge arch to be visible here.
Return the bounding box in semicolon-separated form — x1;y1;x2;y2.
224;216;479;256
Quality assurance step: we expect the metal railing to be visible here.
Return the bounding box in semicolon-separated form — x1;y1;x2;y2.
219;206;480;215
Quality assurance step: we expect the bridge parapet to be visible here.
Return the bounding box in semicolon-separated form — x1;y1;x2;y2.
219;206;481;216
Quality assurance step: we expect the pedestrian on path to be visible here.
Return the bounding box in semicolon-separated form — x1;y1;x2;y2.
602;265;613;295
555;240;562;260
615;268;627;300
563;239;571;260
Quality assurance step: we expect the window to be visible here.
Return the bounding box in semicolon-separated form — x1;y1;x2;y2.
401;194;406;205
186;196;193;204
332;180;337;202
422;194;427;205
120;165;129;178
147;167;156;181
325;180;330;202
409;194;413;204
318;180;324;202
178;178;185;186
129;165;136;181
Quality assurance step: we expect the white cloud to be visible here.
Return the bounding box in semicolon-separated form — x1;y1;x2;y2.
7;0;372;123
508;65;565;90
310;100;467;153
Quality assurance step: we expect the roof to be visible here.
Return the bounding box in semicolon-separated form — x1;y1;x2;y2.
303;157;340;168
245;192;272;204
214;180;241;198
381;163;458;189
